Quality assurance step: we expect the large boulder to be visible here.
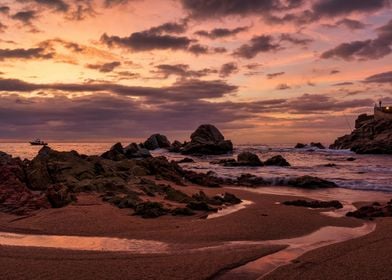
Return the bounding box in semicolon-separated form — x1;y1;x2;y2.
144;134;171;150
101;142;151;160
264;155;291;167
288;176;337;189
237;152;263;166
181;124;233;155
330;114;392;154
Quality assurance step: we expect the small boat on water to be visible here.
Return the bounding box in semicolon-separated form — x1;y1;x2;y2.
29;139;48;146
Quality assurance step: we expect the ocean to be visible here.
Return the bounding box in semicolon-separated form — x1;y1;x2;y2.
1;143;391;193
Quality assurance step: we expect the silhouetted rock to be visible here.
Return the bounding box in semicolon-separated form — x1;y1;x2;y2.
237;152;263;166
186;201;217;212
182;124;233;155
236;174;268;186
124;143;152;158
168;140;183;153
264;155;291;166
310;142;326;149
330;114;392;154
172;207;195;216
283;199;343;209
144;134;171;150
46;184;76;208
295;143;306;149
288;176;337;189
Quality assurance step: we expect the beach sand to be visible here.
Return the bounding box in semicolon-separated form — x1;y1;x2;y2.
0;184;385;280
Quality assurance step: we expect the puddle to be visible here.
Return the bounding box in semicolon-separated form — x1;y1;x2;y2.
215;223;375;279
0;232;169;253
207;200;253;219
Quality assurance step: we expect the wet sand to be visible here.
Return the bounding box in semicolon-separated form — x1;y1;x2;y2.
0;184;380;280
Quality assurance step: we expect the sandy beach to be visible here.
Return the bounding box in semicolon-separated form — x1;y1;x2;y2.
1;183;383;280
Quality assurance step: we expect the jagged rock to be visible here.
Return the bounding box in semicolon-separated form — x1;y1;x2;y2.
283;199;343;209
101;143;126;161
183;170;221;188
295;143;306;149
134;202;168;218
264;155;290;166
330;114;392;154
310;142;326;149
144;134;171;150
124;143;152;158
0;152;49;215
186;201;217;212
288;176;337;189
137;156;185;185
237;152;263;166
236;174;268;186
46;184;76;208
168;140;183;153
219;192;242;205
181;124;233;155
163;187;192;203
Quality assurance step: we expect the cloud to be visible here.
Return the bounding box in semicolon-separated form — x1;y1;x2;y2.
363;71;392;84
276;83;291;90
0;6;10;14
321;19;392;60
279;33;313;46
234;35;280;59
0;47;53;60
100;32;192;52
0;77;237;102
86;61;121;73
195;26;248;39
152;64;217;79
267;72;285;79
104;0;131;8
334;18;367;30
11;10;37;25
28;0;69;12
147;19;189;35
219;62;238;77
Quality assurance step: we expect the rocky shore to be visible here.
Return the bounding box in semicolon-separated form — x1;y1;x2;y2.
330;113;392;154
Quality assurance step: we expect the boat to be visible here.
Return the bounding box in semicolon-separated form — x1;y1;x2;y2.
29;139;48;146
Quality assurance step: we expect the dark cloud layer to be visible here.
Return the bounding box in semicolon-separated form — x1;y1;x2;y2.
86;61;121;73
195;26;248;39
11;10;37;25
0;47;53;60
321;19;392;61
363;71;392;84
234;35;279;59
219;62;238;77
152;64;217;79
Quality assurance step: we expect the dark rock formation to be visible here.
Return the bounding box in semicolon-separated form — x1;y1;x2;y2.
235;174;268;187
181;124;233;155
330;114;392;154
144;134;171;150
295;143;306;149
346;200;392;219
102;142;151;160
46;184;76;208
168;140;183;153
134;202;169;218
283;199;343;209
237;152;263;166
310;142;326;149
288;176;337;189
172;207;195;216
264;155;291;166
176;157;195;163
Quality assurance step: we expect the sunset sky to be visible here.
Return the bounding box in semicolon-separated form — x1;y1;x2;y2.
0;0;391;144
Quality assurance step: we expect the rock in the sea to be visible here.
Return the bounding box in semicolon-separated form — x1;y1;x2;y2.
236;174;269;187
101;142;126;161
124;143;152;158
168;140;183;153
237;152;263;166
264;155;290;166
176;157;195;164
144;134;171;150
310;142;325;149
294;143;307;149
283;199;343;209
330;113;392;154
288;176;337;189
181;124;233;155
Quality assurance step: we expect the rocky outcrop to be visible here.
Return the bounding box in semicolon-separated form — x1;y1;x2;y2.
237;152;263;166
288;176;337;189
181;124;233;155
144;134;171;150
101;142;151;160
264;155;291;166
294;143;325;149
330;114;392;154
168;140;183;153
283;199;343;209
295;143;306;149
346;200;392;219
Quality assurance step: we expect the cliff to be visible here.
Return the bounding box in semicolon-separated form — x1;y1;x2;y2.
330;113;392;154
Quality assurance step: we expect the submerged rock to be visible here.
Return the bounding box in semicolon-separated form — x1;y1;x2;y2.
288;176;337;189
310;142;326;149
283;199;343;209
346;200;392;219
295;143;306;149
237;152;263;166
182;124;233;155
264;155;291;166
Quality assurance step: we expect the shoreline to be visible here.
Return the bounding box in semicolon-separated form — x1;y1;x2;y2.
0;183;384;279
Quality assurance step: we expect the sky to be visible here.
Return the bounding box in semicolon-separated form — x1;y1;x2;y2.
0;0;391;144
